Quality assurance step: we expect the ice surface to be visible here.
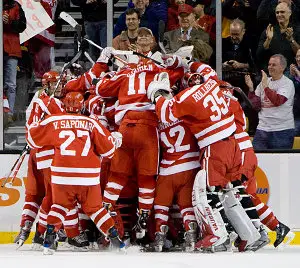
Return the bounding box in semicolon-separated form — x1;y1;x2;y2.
0;244;299;268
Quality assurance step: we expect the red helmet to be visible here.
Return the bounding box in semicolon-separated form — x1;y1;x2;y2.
63;92;84;113
182;72;204;88
42;71;59;86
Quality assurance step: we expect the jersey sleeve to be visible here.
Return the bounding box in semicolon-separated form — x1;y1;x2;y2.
165;67;185;86
155;94;187;125
189;62;219;82
26;119;53;149
95;72;125;98
65;62;109;93
90;117;116;159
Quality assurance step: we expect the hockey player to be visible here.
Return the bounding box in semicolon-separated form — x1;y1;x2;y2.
151;82;200;252
147;62;261;251
94;44;184;239
220;82;295;248
26;92;125;255
15;71;65;248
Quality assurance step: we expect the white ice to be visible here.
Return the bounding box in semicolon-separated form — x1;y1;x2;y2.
0;244;299;268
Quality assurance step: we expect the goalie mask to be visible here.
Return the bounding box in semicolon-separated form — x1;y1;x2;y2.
63;92;84;113
182;72;204;88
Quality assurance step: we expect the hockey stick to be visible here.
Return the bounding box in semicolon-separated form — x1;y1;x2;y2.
158;20;167;54
83;37;166;67
1;146;29;188
60;11;82;38
83;38;128;66
220;85;253;109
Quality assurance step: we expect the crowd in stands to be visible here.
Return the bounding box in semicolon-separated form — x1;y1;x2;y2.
2;0;300;150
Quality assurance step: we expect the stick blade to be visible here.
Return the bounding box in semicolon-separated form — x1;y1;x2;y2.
59;11;78;28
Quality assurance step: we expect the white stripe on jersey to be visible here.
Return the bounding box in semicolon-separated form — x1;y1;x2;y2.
197;123;236;148
195;115;235;138
51;166;101;174
36;149;54;158
159;161;200;176
40;115;106;136
51;176;100;185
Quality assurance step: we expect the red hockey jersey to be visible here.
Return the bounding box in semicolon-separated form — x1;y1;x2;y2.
26;91;65;169
158;120;200;176
64;62;109;93
26;114;116;186
223;90;252;150
95;62;184;124
156;63;236;149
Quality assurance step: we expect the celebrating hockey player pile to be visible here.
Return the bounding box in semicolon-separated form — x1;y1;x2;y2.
14;27;295;254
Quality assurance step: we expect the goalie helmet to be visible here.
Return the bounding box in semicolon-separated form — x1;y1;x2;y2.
182;72;204;88
63;92;84;113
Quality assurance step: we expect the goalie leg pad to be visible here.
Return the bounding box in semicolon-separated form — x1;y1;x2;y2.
220;187;260;248
192;170;228;248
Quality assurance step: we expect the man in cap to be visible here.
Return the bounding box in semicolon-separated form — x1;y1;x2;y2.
163;3;212;63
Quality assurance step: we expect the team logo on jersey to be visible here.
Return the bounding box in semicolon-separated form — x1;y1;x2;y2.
255;166;270;204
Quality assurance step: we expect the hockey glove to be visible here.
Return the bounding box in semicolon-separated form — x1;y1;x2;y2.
111;131;123;149
97;47;116;64
147;72;171;103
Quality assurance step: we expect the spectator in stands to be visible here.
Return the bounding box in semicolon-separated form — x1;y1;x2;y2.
136;27;156;54
257;0;300;33
113;8;141;51
14;42;33;121
167;0;185;31
29;0;57;80
290;48;300;135
3;0;26;126
256;2;300;72
222;19;253;90
113;0;168;41
193;2;216;43
245;54;295;149
71;0;119;60
163;3;212;63
222;0;260;54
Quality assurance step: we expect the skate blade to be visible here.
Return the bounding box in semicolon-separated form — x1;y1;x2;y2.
249;239;270;252
43;247;55;255
277;231;295;250
71;246;89;252
16;240;25;250
31;243;43;251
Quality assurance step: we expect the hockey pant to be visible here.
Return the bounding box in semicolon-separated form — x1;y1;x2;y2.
48;184;115;236
241;150;279;230
103;172;156;211
154;169;197;233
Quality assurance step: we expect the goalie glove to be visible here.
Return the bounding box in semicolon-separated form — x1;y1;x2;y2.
147;72;171;103
111;131;123;149
97;47;116;64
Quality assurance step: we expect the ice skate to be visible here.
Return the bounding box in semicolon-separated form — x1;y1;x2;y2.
153;225;169;252
14;220;33;249
184;222;197;252
67;232;89;251
248;226;270;251
135;209;150;239
31;225;44;250
108;227;126;252
274;222;295;248
43;225;57;255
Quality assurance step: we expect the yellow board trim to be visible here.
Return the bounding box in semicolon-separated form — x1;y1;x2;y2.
0;231;300;245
